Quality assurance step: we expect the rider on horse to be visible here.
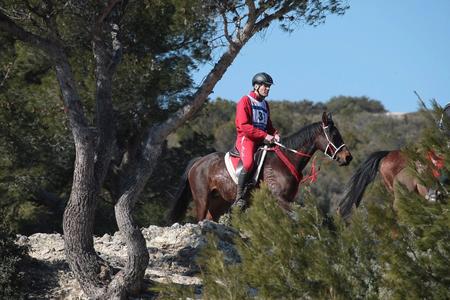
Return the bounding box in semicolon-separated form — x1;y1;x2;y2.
436;103;450;181
232;72;280;210
426;102;450;201
438;102;450;136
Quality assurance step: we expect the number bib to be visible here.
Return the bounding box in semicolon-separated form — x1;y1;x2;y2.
248;95;269;131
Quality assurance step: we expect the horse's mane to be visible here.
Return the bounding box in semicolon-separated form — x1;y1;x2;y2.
282;122;322;150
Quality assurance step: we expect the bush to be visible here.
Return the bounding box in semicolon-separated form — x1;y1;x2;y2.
163;170;449;299
0;225;29;299
374;103;450;299
162;185;384;299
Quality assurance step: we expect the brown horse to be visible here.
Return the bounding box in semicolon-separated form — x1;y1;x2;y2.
168;112;353;223
338;149;443;220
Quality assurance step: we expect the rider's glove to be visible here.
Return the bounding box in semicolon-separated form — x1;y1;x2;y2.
274;133;280;142
264;134;275;145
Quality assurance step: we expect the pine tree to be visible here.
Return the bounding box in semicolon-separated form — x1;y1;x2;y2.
164;185;387;299
372;103;450;299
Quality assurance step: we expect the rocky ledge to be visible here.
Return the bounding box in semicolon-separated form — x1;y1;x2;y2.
16;221;240;299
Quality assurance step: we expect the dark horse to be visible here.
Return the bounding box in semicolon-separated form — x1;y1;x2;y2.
338;149;443;220
169;112;353;223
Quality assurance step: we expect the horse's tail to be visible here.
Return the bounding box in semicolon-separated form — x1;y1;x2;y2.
167;157;201;224
338;150;391;220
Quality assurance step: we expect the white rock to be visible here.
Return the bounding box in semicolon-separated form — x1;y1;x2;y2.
17;221;240;299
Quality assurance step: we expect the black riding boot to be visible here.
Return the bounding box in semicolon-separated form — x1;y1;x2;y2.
232;169;251;210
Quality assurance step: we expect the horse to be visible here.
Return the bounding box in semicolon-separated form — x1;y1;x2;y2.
338;149;445;220
168;112;353;223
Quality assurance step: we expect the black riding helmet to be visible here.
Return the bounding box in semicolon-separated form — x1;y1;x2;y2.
439;102;450;131
444;103;450;116
252;72;274;86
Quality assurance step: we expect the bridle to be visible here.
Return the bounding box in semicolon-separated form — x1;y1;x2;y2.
322;124;346;160
273;124;346;161
269;123;345;184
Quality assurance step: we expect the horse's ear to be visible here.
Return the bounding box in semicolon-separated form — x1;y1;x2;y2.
327;112;333;123
322;111;328;126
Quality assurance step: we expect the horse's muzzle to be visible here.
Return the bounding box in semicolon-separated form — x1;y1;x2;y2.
336;148;352;166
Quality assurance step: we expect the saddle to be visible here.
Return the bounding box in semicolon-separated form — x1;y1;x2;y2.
225;146;269;185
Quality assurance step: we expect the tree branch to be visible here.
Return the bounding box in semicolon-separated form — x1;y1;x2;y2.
138;1;284;150
0;11;57;54
42;0;61;39
0;61;15;88
96;0;123;26
91;1;126;189
92;35;118;190
238;0;259;42
0;3;87;128
24;0;45;18
220;11;234;45
254;1;294;32
245;0;257;24
141;40;244;155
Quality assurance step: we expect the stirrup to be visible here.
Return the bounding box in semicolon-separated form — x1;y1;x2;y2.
425;189;437;202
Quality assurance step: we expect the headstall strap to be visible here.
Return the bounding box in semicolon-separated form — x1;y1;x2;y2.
322;125;345;160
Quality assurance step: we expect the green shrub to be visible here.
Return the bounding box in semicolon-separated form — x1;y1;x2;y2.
163;169;448;299
162;185;384;299
0;226;29;299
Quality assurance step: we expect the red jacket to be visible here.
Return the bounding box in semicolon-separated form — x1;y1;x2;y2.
235;91;277;143
427;150;445;178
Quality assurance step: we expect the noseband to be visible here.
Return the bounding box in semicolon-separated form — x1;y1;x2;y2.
322;125;346;160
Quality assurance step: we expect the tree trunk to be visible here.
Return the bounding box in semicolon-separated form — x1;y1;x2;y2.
61;18;137;297
55;54;108;297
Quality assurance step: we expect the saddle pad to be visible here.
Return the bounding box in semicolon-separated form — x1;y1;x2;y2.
224;152;238;184
224;147;268;185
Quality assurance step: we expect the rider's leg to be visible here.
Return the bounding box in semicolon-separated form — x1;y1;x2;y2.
232;169;252;209
232;138;255;210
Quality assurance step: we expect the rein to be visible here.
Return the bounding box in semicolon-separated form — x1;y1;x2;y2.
270;142;318;184
273;141;312;157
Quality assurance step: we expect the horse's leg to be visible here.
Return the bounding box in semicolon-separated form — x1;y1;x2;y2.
187;160;211;221
183;152;235;222
260;159;299;217
393;169;430;210
189;182;210;221
276;198;293;213
415;182;429;198
204;193;216;221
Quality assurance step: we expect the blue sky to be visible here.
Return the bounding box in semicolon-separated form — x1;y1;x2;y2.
195;0;450;113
